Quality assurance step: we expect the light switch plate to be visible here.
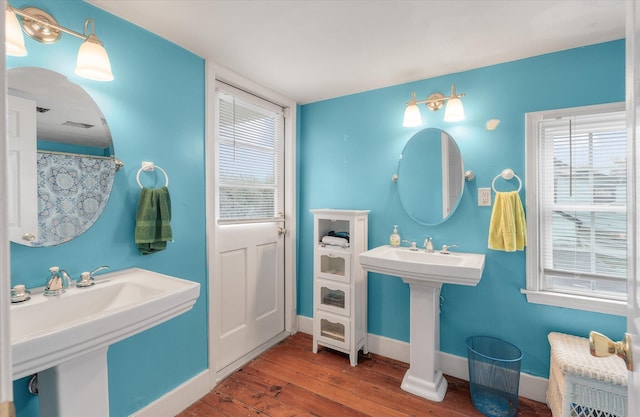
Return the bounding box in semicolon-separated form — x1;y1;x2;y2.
478;188;491;206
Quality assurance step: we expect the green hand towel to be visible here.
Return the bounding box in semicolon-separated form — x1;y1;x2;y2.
135;186;172;255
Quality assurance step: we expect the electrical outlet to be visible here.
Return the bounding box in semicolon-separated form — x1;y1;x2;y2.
478;188;492;206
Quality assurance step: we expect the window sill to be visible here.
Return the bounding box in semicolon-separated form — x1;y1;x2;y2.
520;289;627;316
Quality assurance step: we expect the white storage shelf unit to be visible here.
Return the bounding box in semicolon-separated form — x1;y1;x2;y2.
311;209;369;366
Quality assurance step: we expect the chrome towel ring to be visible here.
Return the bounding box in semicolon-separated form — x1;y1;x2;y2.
491;168;522;192
136;161;169;188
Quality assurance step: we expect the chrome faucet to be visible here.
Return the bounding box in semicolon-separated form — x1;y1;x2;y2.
44;266;72;296
440;244;458;254
424;237;434;253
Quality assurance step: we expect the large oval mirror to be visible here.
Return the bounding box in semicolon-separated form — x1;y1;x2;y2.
397;128;464;225
8;67;118;247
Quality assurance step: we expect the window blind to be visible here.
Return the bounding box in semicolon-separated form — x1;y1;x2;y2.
538;109;627;299
217;87;284;223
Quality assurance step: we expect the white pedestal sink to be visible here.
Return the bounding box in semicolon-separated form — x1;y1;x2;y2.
10;268;200;417
359;245;485;402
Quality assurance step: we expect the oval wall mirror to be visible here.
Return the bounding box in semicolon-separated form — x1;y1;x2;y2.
8;67;118;247
397;128;465;225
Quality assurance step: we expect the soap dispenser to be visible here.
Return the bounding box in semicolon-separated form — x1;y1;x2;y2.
390;225;401;247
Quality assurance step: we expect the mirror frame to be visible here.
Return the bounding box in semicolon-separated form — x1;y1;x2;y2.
8;67;118;247
396;127;465;226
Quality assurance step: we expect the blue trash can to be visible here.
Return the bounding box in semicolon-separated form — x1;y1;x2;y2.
466;336;522;417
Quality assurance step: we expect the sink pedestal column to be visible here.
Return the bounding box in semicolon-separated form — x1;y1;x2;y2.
400;281;447;402
39;346;109;417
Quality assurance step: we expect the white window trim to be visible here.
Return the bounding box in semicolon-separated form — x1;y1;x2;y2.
520;289;627;315
524;102;627;317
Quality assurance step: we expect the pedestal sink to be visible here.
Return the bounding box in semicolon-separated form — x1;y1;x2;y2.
359;245;485;402
10;268;200;417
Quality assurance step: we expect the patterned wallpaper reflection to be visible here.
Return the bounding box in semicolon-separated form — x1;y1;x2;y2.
35;152;116;246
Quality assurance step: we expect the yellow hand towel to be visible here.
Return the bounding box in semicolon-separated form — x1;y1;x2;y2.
488;191;527;252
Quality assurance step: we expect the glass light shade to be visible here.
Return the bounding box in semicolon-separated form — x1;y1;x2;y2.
6;8;27;56
75;35;114;81
403;104;422;127
444;97;465;122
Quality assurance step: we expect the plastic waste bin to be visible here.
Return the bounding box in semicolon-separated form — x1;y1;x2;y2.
466;336;523;417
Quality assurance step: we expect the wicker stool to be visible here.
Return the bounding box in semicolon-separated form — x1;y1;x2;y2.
547;332;627;417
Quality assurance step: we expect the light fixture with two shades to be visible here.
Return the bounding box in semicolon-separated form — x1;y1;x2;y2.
403;84;465;127
5;4;114;81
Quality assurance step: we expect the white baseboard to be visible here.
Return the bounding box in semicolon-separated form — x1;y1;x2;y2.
297;313;314;334
297;315;548;403
130;370;211;417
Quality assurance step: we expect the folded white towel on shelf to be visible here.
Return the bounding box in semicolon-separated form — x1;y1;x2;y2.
321;236;349;247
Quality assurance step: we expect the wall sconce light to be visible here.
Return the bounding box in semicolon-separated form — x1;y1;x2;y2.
403;84;465;127
5;4;114;81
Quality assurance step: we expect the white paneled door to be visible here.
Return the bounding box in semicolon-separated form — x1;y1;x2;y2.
213;81;286;372
216;222;285;369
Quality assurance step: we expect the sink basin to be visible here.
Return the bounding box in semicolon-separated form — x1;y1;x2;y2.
359;245;485;286
11;267;200;379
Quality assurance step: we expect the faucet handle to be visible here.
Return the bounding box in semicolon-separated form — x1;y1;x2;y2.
78;266;108;288
402;240;418;250
77;272;95;288
90;265;109;275
440;244;458;254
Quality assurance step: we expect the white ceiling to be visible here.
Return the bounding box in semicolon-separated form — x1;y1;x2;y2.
87;0;626;104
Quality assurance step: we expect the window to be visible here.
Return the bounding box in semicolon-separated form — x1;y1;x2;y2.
524;103;627;315
216;82;284;223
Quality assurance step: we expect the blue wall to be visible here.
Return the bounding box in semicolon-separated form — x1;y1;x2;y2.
5;1;628;414
7;1;207;416
298;40;627;378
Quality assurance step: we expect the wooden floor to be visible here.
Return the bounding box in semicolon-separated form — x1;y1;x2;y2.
178;333;552;417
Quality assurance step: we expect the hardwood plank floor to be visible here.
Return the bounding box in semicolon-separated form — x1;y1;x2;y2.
178;333;552;417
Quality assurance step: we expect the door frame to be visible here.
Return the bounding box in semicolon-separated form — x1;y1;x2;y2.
0;1;15;411
627;0;639;415
205;61;297;384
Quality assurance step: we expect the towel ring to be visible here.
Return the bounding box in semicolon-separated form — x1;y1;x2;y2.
491;168;522;192
136;161;169;188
